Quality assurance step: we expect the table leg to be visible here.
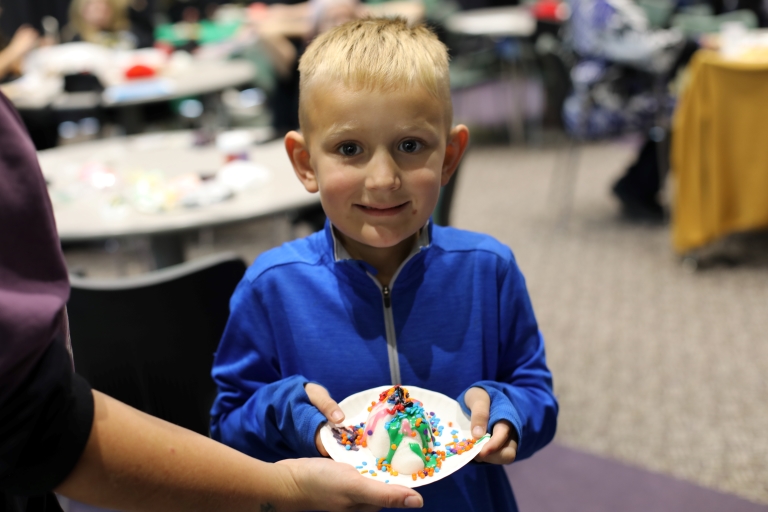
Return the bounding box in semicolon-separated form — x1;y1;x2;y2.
203;92;231;131
149;234;185;269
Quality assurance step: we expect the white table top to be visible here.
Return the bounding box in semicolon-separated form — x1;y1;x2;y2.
445;6;537;38
5;58;256;111
38;129;319;241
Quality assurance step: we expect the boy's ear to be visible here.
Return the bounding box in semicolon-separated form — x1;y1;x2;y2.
441;124;470;187
285;131;318;193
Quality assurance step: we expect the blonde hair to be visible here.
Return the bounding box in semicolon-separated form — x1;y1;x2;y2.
68;0;130;43
298;17;452;130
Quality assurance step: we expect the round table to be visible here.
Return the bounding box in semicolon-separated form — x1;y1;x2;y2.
4;58;256;110
38;129;319;268
99;59;256;108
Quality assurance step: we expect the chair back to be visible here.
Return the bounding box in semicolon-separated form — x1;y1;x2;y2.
67;253;246;436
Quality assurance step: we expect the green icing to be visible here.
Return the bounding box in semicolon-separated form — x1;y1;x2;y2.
384;421;404;464
408;442;438;468
383;410;437;471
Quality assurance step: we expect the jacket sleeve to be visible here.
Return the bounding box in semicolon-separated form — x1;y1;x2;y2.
209;277;326;462
458;254;558;462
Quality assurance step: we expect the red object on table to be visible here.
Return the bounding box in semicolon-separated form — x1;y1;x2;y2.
531;0;567;21
125;64;156;80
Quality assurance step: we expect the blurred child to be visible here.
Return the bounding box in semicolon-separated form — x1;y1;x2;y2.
210;18;558;512
65;0;138;49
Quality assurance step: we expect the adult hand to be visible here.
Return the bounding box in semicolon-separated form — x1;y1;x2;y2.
463;387;518;465
305;382;345;457
278;457;423;511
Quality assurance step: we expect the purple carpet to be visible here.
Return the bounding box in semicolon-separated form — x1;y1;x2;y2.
506;443;768;512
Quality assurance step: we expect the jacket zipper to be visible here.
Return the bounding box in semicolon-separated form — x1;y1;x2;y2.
366;249;422;386
381;285;400;385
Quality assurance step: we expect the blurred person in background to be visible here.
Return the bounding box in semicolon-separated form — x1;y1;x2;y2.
64;0;153;49
0;24;40;82
127;0;156;48
163;0;229;23
0;89;425;512
247;0;423;134
565;0;687;223
0;5;59;150
248;0;364;134
568;0;767;222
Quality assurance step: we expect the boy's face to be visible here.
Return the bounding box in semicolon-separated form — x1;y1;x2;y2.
285;82;468;255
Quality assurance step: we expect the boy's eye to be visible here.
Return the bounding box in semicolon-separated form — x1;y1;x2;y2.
398;140;423;153
338;143;362;157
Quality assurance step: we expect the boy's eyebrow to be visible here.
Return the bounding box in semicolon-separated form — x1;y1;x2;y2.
395;121;443;132
323;120;442;139
324;123;361;139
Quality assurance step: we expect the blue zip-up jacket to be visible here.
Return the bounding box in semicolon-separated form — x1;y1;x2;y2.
211;221;558;512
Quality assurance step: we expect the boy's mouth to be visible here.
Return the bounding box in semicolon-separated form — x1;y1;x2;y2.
355;202;409;216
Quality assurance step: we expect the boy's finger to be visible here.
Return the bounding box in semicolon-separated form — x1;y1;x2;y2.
476;445;518;465
463;387;490;439
305;382;345;423
478;420;511;457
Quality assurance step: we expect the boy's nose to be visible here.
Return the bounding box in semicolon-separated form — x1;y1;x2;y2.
365;151;400;191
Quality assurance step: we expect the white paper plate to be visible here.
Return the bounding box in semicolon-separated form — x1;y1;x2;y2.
320;385;489;488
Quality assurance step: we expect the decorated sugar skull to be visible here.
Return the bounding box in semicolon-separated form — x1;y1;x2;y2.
363;386;437;475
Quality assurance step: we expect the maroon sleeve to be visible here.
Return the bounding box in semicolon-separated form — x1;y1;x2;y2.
0;91;70;404
0;92;94;496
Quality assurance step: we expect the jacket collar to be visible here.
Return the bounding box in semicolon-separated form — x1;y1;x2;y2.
323;219;433;268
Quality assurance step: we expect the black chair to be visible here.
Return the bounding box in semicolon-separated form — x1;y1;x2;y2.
67;253;246;436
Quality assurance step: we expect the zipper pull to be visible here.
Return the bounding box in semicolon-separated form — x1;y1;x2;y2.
382;285;392;308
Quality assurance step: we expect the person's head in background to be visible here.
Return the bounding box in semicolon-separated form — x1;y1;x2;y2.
67;0;131;45
311;0;362;36
285;18;469;270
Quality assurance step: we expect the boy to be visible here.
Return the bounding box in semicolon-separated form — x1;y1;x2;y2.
211;18;558;512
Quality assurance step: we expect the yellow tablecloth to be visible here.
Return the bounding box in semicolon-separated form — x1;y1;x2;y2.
672;49;768;254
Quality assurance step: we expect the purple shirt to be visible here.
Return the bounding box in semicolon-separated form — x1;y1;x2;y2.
0;91;70;405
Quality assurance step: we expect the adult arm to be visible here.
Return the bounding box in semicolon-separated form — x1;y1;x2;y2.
210;278;328;461
57;389;421;512
0;325;422;512
0;26;38;79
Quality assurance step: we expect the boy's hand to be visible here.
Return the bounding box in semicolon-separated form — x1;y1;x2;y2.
305;382;345;457
463;387;518;465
